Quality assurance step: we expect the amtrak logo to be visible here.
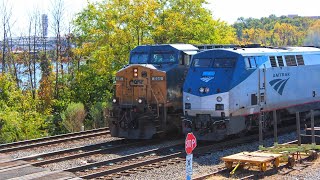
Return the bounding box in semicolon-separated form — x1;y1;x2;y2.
269;78;290;95
200;77;214;82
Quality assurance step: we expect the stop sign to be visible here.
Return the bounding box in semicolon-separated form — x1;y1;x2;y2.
185;133;197;154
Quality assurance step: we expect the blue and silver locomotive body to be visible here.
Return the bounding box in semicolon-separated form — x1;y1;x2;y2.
110;44;198;139
183;46;320;141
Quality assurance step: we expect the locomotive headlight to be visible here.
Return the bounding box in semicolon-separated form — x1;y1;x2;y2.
204;87;210;93
186;96;190;101
199;87;205;93
112;98;117;103
216;96;223;102
133;68;138;77
138;99;143;104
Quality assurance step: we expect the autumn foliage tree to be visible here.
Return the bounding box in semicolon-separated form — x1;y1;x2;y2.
304;20;320;46
233;15;315;46
67;0;238;129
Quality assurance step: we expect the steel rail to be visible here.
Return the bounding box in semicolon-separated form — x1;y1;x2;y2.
0;128;110;153
0;127;109;149
27;140;158;166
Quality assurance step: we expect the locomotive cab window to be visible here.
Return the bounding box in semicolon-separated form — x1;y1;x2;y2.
213;58;235;68
180;54;191;65
130;53;148;64
192;58;213;67
246;57;257;69
151;51;176;64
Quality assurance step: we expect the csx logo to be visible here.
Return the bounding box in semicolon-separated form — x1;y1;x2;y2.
130;79;144;86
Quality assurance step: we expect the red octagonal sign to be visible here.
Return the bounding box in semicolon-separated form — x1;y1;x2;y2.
185;133;197;154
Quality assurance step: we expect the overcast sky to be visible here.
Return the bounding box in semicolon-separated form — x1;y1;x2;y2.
1;0;320;37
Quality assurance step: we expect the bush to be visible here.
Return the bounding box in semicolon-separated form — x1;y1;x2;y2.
89;102;107;128
61;102;86;132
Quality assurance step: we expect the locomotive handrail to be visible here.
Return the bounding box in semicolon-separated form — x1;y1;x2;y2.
150;87;160;118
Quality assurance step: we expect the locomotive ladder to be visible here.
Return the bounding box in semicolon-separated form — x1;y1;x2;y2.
258;66;267;106
150;86;167;130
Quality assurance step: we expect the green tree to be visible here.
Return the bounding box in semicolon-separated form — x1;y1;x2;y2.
0;74;48;143
71;0;237;123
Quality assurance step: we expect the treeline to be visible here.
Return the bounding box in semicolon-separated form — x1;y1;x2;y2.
234;15;320;46
0;0;235;143
1;0;320;143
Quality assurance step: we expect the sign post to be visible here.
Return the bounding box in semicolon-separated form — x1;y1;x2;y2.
185;133;197;180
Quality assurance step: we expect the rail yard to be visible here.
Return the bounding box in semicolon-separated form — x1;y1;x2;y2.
1;121;320;180
1;0;320;179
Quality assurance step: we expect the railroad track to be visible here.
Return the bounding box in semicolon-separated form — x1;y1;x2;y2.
0;127;110;153
65;143;185;179
64;124;300;179
14;139;164;167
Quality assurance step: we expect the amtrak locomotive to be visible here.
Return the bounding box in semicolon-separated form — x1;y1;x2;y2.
183;46;320;141
109;44;198;139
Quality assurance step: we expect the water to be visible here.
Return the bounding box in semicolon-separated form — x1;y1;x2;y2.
0;62;68;89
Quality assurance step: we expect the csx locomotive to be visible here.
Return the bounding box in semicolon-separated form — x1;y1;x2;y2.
109;44;199;139
183;46;320;141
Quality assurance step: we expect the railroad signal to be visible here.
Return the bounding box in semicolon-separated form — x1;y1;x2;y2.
185;133;197;154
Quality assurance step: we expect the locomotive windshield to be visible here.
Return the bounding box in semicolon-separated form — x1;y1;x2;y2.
130;51;177;64
192;58;235;68
151;51;176;64
213;58;235;68
130;53;148;64
192;58;213;67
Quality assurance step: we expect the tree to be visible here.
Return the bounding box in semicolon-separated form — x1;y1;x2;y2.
0;74;47;143
304;20;320;46
233;15;315;46
273;22;299;46
51;0;65;100
72;0;237;108
152;0;236;44
0;0;13;74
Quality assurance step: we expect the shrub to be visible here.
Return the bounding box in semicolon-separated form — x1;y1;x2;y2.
61;102;86;132
89;102;107;128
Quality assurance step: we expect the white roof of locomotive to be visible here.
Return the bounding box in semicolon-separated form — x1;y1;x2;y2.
169;44;199;51
224;46;320;56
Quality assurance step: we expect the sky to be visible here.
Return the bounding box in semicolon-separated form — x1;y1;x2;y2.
207;0;320;24
1;0;320;37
